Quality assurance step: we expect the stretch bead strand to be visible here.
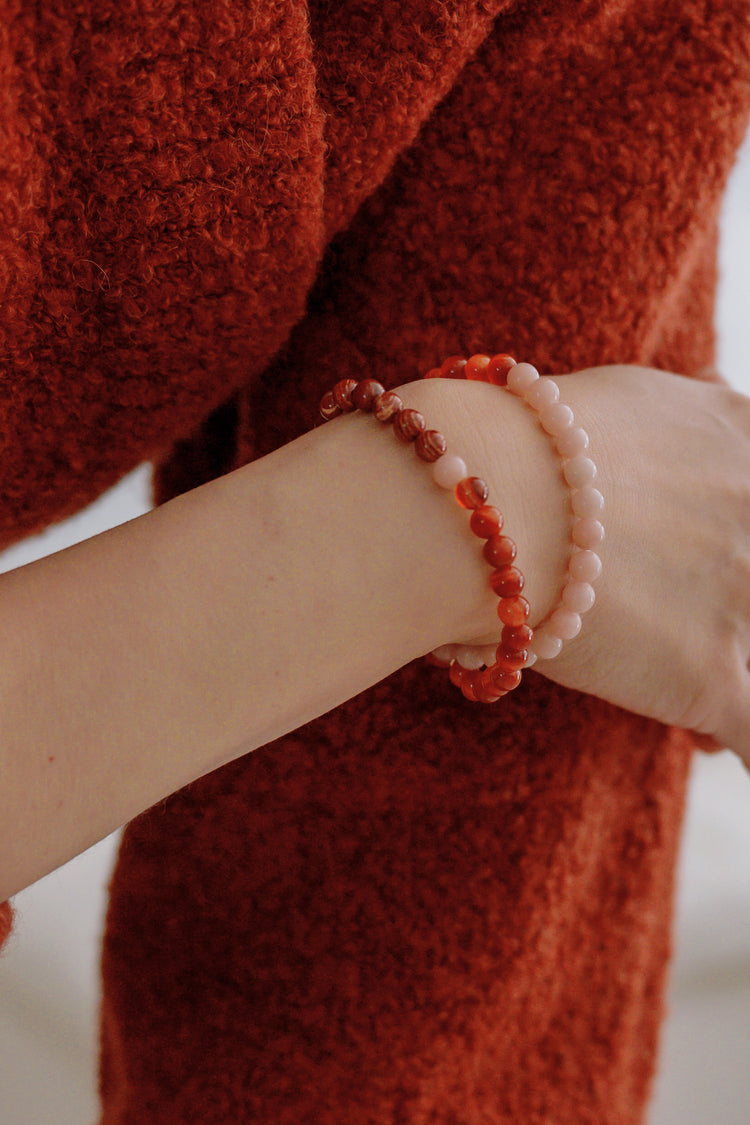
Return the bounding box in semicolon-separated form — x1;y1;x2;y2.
429;354;603;666
318;378;534;702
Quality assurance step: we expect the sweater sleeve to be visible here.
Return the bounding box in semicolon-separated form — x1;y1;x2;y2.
0;0;512;548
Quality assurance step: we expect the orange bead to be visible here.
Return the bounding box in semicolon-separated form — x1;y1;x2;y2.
449;662;465;689
440;355;467;379
497;596;530;627
502;624;533;652
489;566;524;597
465;354;492;381
486;354;517;386
469;505;503;538
482;534;517;567
475;670;505;702
493;646;528;671
423;367;443;379
455;477;489;509
488;666;522;692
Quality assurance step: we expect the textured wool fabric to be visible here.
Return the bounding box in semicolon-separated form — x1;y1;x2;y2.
1;0;750;1122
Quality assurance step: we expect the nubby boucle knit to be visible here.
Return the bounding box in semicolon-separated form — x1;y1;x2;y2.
2;1;750;1122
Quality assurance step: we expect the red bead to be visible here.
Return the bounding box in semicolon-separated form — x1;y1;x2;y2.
469;505;503;538
415;429;447;462
393;408;426;442
423;367;443;379
439;355;467;379
489;566;525;597
493;646;528;671
486;354;517;387
497;595;530;627
461;670;481;702
319;390;341;420
449;662;465;689
351;379;385;411
482;534;517;567
475;670;505;702
333;379;358;412
465;354;492;381
502;624;533;652
455;477;489;509
488;665;522;692
372;391;403;422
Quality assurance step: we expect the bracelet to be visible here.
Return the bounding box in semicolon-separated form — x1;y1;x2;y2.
319;377;533;703
425;353;604;665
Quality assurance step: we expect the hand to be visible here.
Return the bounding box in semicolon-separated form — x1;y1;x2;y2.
513;366;750;765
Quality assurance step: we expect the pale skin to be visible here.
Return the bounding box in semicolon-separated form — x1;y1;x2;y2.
1;364;748;902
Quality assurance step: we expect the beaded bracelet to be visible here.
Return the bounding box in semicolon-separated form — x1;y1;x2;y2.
425;353;604;666
319;377;533;703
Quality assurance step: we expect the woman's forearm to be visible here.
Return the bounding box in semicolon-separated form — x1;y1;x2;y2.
1;379;564;900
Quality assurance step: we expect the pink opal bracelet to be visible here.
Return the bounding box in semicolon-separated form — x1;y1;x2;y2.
427;354;604;668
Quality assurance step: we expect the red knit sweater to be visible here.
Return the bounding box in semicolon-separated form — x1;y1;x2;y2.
2;1;750;1121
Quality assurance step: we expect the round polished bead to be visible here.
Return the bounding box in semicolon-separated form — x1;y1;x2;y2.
423;367;443;379
489;566;524;597
454;644;488;670
532;630;563;660
507;362;540;395
549;607;582;640
493;645;528;671
497;595;530;627
486;353;517;386
469;505;503;538
372;390;403;422
524;376;560;411
415;429;447;462
539;401;574;436
483;534;517;568
502;623;533;652
461;672;481;702
455;476;489;509
432;454;467;490
475;671;505;703
562;580;596;614
429;645;456;666
320;390;341;420
465;354;492;381
333;378;358;412
563;456;597;488
351;379;385;411
488;666;522;692
556;426;590;459
571;486;604;518
568;549;602;582
393;408;426;442
572;517;605;549
449;662;466;690
440;355;467;379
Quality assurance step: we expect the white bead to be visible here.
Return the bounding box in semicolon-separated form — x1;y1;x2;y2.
563;456;597;488
432;454;467;490
525;376;560;411
506;362;539;395
454;645;488;670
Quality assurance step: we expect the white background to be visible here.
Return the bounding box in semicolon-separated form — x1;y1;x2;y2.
0;130;748;1124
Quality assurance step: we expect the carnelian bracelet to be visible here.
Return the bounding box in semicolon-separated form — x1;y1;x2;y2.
425;353;604;666
319;373;531;703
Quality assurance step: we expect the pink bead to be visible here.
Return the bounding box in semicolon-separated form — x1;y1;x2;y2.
524;376;560;411
431;644;457;665
571;486;604;518
548;607;582;640
572;517;605;549
568;549;602;582
539;402;574;435
454;645;488;670
506;362;539;395
563;456;597;488
562;580;596;614
556;426;589;459
433;454;467;489
532;630;563;660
